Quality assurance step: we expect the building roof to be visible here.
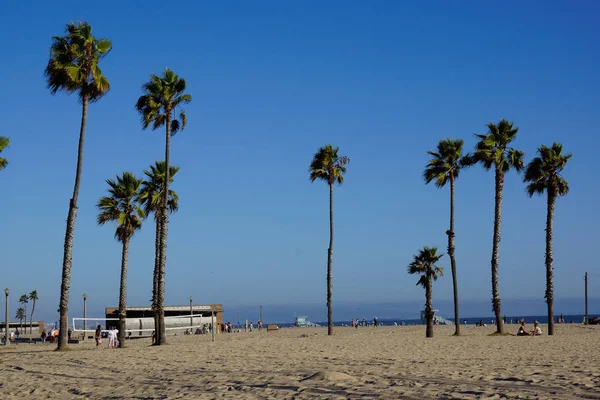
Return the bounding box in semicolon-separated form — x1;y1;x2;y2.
105;304;223;313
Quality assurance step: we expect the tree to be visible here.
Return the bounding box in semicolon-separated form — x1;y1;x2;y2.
136;69;191;345
16;308;26;332
137;161;179;339
44;22;112;350
309;144;350;336
19;294;28;332
407;246;444;338
524;143;571;336
29;290;38;334
0;136;10;171
97;172;145;348
424;138;468;336
470;119;524;334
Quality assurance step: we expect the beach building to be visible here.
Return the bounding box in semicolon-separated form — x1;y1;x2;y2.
104;304;223;337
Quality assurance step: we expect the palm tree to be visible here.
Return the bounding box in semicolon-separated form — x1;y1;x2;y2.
309;144;350;336
19;295;28;332
0;136;10;171
97;172;145;348
137;161;179;342
44;22;112;350
524;143;571;336
470;119;524;334
407;247;444;338
16;308;26;332
29;290;38;334
136;69;191;345
424;138;468;336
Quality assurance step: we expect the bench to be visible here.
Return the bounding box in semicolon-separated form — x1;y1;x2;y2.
267;324;279;332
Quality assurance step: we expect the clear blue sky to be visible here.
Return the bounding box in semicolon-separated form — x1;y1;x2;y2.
1;1;598;322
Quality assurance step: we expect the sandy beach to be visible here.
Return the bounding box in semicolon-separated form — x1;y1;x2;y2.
1;324;599;399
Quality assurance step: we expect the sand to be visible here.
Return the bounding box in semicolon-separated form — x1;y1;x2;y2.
1;324;599;399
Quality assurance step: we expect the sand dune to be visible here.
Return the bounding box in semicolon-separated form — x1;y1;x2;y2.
1;324;599;399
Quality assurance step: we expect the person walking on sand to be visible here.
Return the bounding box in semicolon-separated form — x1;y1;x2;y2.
95;325;102;347
108;326;118;349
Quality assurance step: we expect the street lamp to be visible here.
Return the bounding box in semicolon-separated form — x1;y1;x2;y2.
4;288;9;346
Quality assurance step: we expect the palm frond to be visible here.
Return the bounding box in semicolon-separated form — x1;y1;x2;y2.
97;172;144;242
523;142;571;198
44;21;111;103
309;144;350;185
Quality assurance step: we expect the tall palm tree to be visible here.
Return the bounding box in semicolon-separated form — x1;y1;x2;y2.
524;143;571;336
137;161;180;342
407;246;444;338
424;138;468;336
470;119;524;334
136;69;191;345
19;295;28;332
44;22;112;350
29;290;38;334
97;172;145;348
309;144;350;336
16;308;26;332
0;136;10;171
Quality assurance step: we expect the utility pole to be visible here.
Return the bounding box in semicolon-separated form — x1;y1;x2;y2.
211;311;215;342
584;272;588;325
190;296;193;328
83;293;87;340
4;288;9;346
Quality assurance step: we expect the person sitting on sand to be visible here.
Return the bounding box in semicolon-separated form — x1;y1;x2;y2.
517;322;529;336
531;322;542;336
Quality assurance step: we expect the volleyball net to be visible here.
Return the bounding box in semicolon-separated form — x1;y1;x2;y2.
72;314;215;336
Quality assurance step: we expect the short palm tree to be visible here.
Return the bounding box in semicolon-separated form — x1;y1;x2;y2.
0;136;10;171
470;119;524;334
16;308;26;332
424;138;468;335
136;68;191;345
137;161;179;340
97;172;145;348
309;144;350;336
407;247;444;338
19;294;28;331
524;143;571;336
45;21;112;350
29;290;38;334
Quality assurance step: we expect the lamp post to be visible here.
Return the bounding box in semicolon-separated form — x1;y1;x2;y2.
83;293;87;340
4;288;9;346
189;296;193;328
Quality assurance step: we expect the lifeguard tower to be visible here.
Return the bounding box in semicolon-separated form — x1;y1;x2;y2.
420;308;454;325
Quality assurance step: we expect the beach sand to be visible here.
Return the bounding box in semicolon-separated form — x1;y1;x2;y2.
1;324;599;399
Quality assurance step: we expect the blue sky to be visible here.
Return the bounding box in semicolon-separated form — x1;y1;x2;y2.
1;1;599;323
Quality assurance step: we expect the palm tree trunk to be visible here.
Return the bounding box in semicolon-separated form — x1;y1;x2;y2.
118;237;130;348
448;174;460;335
425;278;434;338
153;215;161;345
24;304;27;335
157;111;172;345
327;182;334;336
58;95;88;350
545;188;556;336
30;301;35;334
491;169;505;334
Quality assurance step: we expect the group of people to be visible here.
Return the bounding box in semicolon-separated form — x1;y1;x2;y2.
94;325;119;348
517;321;542;336
351;317;379;328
